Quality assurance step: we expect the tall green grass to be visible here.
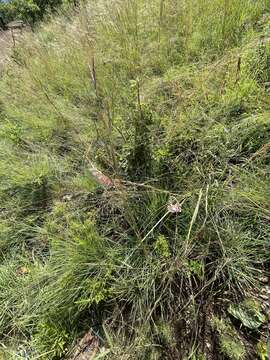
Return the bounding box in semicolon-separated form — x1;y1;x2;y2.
0;0;269;358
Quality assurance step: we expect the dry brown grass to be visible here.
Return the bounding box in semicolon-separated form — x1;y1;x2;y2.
0;28;28;69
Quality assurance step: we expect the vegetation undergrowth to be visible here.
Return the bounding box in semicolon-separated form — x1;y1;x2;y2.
0;0;74;26
0;0;269;359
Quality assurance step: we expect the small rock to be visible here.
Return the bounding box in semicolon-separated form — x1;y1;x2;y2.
259;277;269;284
63;194;73;201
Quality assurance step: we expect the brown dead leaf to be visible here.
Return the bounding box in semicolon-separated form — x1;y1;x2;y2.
16;266;29;276
70;330;99;360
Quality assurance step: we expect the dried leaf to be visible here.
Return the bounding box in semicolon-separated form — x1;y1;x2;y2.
70;331;99;360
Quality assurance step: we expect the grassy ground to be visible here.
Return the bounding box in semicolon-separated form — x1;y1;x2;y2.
0;0;269;359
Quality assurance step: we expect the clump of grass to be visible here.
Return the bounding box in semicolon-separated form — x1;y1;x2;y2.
211;316;246;360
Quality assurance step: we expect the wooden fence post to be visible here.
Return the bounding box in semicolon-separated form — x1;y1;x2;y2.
7;20;24;47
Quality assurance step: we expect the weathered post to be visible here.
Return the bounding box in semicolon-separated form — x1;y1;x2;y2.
7;20;24;47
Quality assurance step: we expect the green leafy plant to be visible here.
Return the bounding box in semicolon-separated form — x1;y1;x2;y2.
212;317;246;360
228;299;266;329
154;234;170;258
31;321;70;358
